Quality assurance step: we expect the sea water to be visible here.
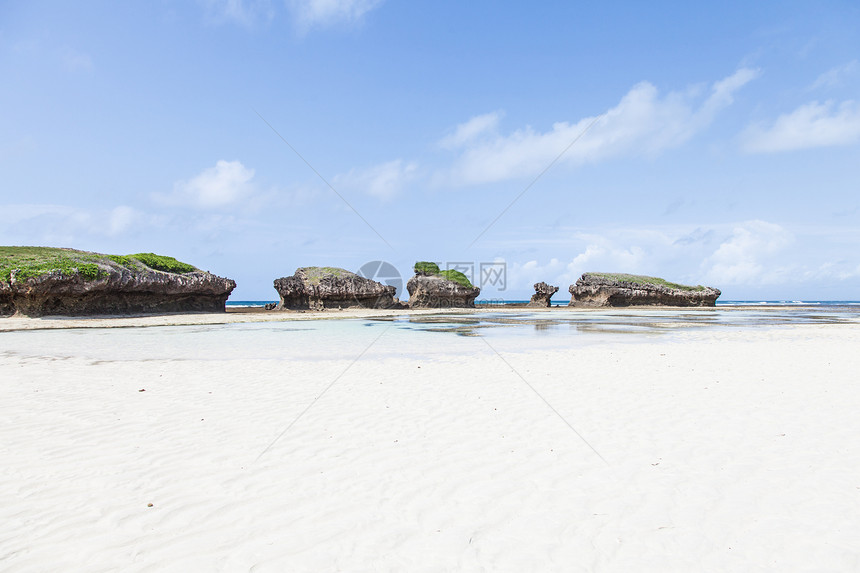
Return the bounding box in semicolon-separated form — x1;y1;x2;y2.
3;306;860;365
227;300;860;308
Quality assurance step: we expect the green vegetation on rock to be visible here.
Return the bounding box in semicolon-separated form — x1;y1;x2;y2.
438;269;472;288
414;261;441;274
587;272;705;292
0;247;105;282
106;255;135;268
299;266;353;285
0;247;198;283
413;261;473;288
130;253;197;274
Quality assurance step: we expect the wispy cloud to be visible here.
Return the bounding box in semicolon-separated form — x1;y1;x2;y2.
742;100;860;152
809;60;858;91
0;203;149;244
107;206;140;236
333;159;418;200
200;0;274;26
439;68;759;186
156;160;257;208
438;111;503;150
287;0;384;32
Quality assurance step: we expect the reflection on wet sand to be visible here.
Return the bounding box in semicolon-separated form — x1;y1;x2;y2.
371;306;860;337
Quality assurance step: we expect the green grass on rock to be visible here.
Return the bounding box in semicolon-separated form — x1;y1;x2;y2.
130;253;197;274
414;261;441;275
413;261;473;288
438;269;473;288
0;247;198;282
298;266;354;285
587;272;705;292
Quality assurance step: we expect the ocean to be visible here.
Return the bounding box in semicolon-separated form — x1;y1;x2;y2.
227;300;860;308
6;306;859;365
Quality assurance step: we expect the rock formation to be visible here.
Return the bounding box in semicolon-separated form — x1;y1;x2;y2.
527;282;559;307
568;273;720;307
406;262;481;308
0;248;236;317
0;281;14;316
273;267;403;310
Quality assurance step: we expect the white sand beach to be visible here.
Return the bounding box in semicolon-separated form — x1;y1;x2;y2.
2;312;860;571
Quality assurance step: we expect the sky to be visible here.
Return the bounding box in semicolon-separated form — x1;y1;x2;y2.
1;0;859;301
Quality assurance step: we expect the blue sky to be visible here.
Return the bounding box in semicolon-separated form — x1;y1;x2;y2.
2;1;859;301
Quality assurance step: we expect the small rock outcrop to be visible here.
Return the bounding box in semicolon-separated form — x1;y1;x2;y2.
406;261;481;308
568;273;720;307
528;282;559;307
0;248;235;317
273;267;403;310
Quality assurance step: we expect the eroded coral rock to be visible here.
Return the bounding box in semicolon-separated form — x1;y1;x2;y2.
406;262;480;308
568;273;720;307
1;256;235;317
527;282;559;308
273;267;403;310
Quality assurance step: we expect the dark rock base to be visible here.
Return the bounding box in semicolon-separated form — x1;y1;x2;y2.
569;289;718;307
407;294;479;309
273;268;403;311
277;295;406;311
406;275;480;309
6;293;231;317
1;266;236;317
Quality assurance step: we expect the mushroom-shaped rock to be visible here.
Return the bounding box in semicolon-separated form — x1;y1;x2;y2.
527;282;559;308
568;273;720;307
406;261;480;308
273;266;402;310
0;247;235;316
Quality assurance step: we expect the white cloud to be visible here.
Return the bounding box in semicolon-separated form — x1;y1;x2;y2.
287;0;383;31
519;222;795;290
441;68;758;186
510;236;656;293
701;221;793;285
334;159;417;199
742;100;860;153
0;204;150;245
502;221;807;295
201;0;274;26
836;264;860;280
438;111;503;149
3;204;76;224
108;206;138;236
810;61;858;91
159;160;256;208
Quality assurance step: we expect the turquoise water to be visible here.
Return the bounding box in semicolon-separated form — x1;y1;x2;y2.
227;300;860;308
3;307;859;364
